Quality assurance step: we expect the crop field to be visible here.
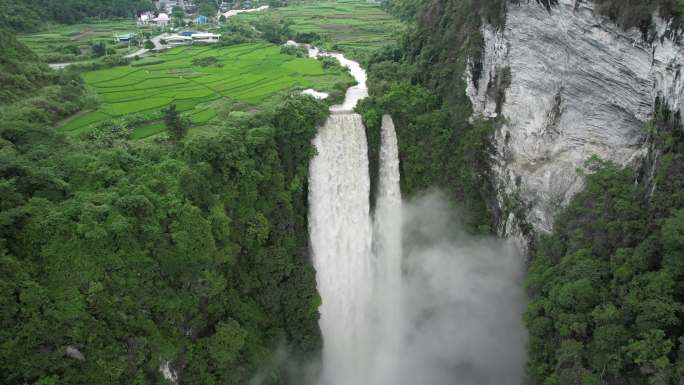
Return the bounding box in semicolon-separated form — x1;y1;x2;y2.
61;42;352;138
18;20;152;62
240;0;403;53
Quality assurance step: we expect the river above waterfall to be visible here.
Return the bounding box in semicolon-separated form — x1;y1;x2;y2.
287;41;368;111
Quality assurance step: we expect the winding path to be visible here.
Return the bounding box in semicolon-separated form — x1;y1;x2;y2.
125;33;171;58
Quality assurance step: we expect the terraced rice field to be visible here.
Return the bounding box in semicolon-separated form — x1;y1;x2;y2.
19;20;149;62
61;42;352;138
240;0;403;52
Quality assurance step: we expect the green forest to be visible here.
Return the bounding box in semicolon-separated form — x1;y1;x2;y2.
370;0;684;384
524;102;684;384
1;27;324;384
0;0;155;31
3;0;684;384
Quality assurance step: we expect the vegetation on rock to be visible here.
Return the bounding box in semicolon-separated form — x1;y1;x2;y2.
525;102;684;385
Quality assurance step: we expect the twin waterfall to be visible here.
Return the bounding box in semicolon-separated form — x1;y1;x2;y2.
307;46;403;385
309;113;401;385
306;45;527;385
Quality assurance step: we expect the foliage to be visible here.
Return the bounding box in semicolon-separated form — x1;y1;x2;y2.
172;7;185;26
381;0;422;21
0;90;327;385
280;44;307;57
196;0;218;17
163;103;188;143
293;32;320;44
593;0;684;33
191;56;220;67
219;17;259;44
91;41;107;57
525;104;684;385
358;0;497;233
0;33;53;104
0;0;155;32
254;16;294;44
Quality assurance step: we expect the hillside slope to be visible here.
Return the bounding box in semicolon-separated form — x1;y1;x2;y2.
0;34;324;385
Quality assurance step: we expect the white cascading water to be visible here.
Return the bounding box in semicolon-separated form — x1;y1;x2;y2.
307;43;526;385
309;112;402;385
367;114;403;385
308;112;375;385
307;44;402;385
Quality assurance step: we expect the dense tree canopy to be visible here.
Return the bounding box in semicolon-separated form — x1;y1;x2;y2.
0;33;327;385
525;103;684;385
359;0;503;233
0;0;155;31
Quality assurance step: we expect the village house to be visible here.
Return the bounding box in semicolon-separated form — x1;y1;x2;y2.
191;33;221;43
166;35;193;45
154;13;170;26
137;11;155;25
117;33;136;42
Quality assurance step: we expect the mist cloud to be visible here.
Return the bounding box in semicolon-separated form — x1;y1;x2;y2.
259;191;528;385
395;192;527;385
319;191;528;385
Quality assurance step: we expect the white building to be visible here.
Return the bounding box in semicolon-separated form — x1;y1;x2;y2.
154;13;170;26
220;5;269;18
138;11;155;25
191;33;221;43
166;35;192;45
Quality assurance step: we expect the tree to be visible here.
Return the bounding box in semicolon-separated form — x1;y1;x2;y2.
143;39;154;49
91;41;106;57
171;7;185;26
163;104;188;143
2;35;324;385
197;0;217;17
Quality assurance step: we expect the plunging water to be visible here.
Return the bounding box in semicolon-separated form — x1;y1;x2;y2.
307;44;386;385
309;113;403;385
307;45;526;385
309;113;374;385
368;115;403;385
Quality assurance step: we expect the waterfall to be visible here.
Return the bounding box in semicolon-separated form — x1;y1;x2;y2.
368;114;403;385
306;38;405;384
306;44;526;385
309;112;374;385
309;112;403;385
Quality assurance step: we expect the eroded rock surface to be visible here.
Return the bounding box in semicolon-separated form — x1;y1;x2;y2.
466;0;684;241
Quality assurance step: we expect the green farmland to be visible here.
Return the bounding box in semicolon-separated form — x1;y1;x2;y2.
18;20;152;62
240;0;403;56
61;42;353;138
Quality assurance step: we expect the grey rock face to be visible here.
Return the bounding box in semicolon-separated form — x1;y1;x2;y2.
466;0;684;240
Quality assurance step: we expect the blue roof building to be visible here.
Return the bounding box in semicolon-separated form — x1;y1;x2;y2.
117;33;135;41
195;15;208;24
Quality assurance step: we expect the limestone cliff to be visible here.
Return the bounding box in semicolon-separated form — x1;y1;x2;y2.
466;0;684;242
